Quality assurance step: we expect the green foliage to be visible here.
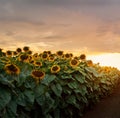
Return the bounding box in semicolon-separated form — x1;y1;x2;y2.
0;48;120;118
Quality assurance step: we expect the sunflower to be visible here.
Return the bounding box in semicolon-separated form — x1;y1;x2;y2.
70;59;79;67
64;53;71;60
51;65;60;73
19;54;29;62
30;60;34;64
32;53;39;60
4;64;20;75
41;53;48;60
27;50;32;55
56;51;64;57
13;51;18;56
34;61;42;67
16;48;22;53
6;50;12;57
74;56;79;60
31;70;45;81
48;56;55;62
80;54;86;60
69;53;73;58
23;46;30;52
47;51;51;55
86;60;93;67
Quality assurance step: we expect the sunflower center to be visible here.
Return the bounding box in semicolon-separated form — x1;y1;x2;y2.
32;71;44;77
20;55;29;60
65;54;70;58
16;48;22;52
57;51;63;56
7;64;18;72
52;66;59;71
71;60;78;65
42;53;48;58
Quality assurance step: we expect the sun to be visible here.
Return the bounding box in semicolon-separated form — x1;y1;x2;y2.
87;53;120;70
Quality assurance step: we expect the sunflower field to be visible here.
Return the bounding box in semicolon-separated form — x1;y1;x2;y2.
0;47;120;118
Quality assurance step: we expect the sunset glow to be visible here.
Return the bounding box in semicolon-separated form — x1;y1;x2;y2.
88;53;120;70
0;0;120;70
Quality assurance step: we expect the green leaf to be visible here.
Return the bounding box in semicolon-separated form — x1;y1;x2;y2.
79;85;87;96
17;90;34;107
51;83;62;97
74;74;85;84
24;90;35;104
85;67;99;77
41;74;56;86
4;100;17;118
7;99;17;115
36;94;46;106
35;84;46;97
68;81;79;89
17;92;26;106
67;95;76;105
53;108;60;118
42;92;55;114
0;87;11;110
0;75;15;88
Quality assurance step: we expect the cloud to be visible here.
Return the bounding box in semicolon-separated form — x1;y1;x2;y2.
0;0;120;54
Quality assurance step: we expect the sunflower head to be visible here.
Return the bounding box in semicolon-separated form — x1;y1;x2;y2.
31;70;45;82
80;54;86;60
32;53;39;60
69;53;73;58
6;50;12;57
16;48;22;53
4;64;20;75
23;46;30;52
64;53;71;60
19;54;29;62
27;50;32;55
70;59;79;67
56;51;64;57
74;56;79;60
13;51;18;56
48;56;55;62
41;53;48;60
34;61;42;67
51;65;60;74
86;60;93;66
30;60;34;64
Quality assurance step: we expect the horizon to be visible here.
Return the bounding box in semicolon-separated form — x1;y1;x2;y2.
0;0;120;69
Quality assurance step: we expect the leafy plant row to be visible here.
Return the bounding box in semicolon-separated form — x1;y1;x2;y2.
0;47;120;118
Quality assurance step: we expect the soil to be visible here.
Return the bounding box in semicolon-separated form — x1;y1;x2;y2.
82;83;120;118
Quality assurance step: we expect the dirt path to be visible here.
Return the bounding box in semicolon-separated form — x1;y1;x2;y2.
82;83;120;118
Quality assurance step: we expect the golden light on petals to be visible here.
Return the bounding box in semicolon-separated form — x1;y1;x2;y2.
34;61;42;67
31;70;45;81
41;53;48;60
48;56;55;62
6;50;12;57
86;60;93;67
56;51;64;57
16;48;22;53
80;54;86;60
64;53;71;60
4;64;20;75
51;65;61;73
70;59;79;67
19;54;30;62
23;46;30;52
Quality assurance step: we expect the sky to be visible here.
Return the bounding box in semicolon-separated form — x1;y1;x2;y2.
0;0;120;55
